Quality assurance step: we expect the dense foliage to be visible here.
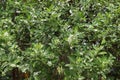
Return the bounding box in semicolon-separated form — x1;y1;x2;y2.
0;0;120;80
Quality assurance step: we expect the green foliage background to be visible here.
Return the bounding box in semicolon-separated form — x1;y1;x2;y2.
0;0;120;80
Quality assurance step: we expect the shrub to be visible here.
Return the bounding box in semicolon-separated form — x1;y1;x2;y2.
0;0;120;80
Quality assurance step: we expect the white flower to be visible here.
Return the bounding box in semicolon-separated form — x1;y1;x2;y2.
47;61;52;66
